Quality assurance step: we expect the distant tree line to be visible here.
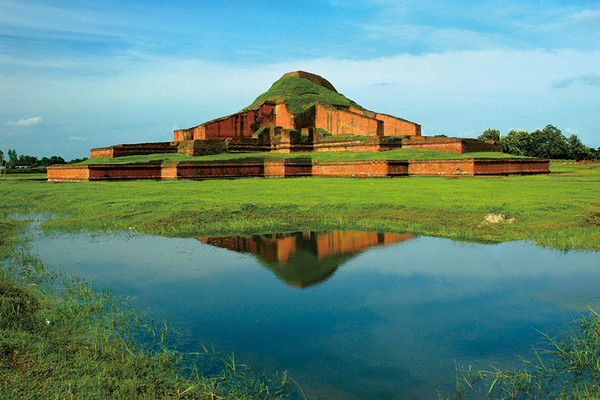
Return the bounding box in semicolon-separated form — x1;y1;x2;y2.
0;149;87;169
478;125;599;160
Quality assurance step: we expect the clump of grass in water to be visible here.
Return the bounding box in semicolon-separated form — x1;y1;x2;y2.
0;241;306;399
439;308;600;399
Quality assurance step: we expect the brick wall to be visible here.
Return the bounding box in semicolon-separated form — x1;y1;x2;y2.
91;143;178;158
47;165;90;181
175;161;265;179
88;164;163;180
314;104;381;136
201;103;277;139
473;159;549;175
403;137;502;153
374;113;421;136
408;159;475;176
313;160;389;177
90;148;114;158
274;103;295;130
46;158;549;181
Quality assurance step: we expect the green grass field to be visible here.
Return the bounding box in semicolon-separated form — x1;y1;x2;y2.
3;161;598;251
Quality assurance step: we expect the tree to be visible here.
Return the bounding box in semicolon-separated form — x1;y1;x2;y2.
0;150;4;166
16;154;38;167
567;134;594;161
7;149;18;168
500;130;531;156
39;156;66;166
478;129;500;141
529;125;569;159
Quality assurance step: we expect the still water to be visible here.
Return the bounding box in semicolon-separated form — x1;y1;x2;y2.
30;229;600;399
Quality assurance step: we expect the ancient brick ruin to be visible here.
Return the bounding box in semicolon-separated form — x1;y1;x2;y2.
47;71;549;181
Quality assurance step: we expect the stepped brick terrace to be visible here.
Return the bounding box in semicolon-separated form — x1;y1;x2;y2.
47;71;549;181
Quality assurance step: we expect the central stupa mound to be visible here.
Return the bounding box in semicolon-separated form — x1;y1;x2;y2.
280;71;338;92
172;70;422;142
243;70;363;115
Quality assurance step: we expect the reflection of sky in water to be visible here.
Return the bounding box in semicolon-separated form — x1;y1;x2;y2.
30;232;600;400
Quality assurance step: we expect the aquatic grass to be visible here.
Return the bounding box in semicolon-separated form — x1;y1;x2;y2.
0;229;304;400
440;307;600;399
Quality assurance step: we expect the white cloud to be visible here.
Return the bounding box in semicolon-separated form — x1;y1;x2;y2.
69;136;85;141
7;116;43;127
563;9;600;28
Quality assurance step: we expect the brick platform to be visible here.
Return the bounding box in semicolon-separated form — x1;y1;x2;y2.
47;158;549;181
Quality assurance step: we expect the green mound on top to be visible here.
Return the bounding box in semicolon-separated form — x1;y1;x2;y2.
243;71;364;115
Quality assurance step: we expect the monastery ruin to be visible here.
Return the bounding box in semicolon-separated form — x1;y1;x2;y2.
47;71;549;181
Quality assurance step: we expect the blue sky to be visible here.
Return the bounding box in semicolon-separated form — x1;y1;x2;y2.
1;0;599;159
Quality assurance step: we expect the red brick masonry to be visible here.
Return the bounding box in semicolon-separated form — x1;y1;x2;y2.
47;158;549;181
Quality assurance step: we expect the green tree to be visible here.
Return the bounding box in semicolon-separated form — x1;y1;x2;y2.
478;128;500;141
0;150;4;166
567;134;594;161
529;124;569;159
39;156;66;166
7;149;18;168
500;130;531;156
16;154;38;167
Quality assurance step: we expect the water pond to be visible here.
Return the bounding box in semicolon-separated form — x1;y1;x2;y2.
30;229;600;400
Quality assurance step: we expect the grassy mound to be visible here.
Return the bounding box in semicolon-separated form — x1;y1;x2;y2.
243;75;364;115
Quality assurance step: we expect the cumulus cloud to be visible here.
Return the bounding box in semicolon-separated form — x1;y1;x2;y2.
7;116;43;127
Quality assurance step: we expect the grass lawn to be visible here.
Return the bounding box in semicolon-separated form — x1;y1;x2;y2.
1;161;598;251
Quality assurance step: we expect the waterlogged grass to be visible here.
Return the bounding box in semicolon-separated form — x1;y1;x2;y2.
440;308;600;399
2;162;598;251
0;234;303;399
79;148;520;165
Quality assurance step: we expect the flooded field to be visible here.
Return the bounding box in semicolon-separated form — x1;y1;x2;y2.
30;229;600;399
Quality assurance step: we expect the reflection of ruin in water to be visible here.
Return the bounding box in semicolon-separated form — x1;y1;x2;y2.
197;231;415;288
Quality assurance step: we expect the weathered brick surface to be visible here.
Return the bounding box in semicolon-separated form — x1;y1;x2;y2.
274;103;295;130
90;148;114;158
88;164;163;180
387;161;410;176
175;161;265;179
375;113;421;136
161;163;178;180
473;159;549;175
314;104;381;136
203;103;278;139
91;143;178;158
313;160;390;177
403;137;501;153
47;165;90;181
408;159;475;176
48;158;549;181
264;160;286;178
